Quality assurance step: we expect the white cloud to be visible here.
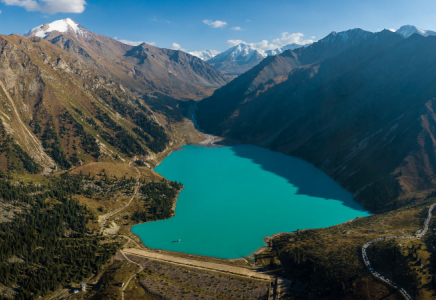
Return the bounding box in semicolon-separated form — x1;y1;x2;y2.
226;32;314;51
272;32;313;47
226;39;277;50
1;0;86;14
226;39;274;50
170;42;186;51
203;19;227;28
230;26;243;31
0;9;2;13
252;40;276;50
226;39;245;47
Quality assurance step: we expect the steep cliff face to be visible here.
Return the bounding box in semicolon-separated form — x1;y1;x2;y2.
197;30;436;211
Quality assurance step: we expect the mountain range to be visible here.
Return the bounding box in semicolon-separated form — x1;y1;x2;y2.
197;26;436;211
3;18;434;206
25;18;228;100
192;25;435;76
0;18;229;175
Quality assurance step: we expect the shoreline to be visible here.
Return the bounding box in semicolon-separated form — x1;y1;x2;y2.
130;118;368;267
128;224;257;267
128;188;183;247
129;220;274;264
129;217;365;265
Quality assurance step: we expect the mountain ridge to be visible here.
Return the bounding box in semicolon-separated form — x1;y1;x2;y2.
25;18;228;100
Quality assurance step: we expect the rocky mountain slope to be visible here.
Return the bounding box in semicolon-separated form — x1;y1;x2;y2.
0;18;224;174
0;34;155;172
197;28;436;211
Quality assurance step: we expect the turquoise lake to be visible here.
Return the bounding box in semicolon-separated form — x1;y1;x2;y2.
132;144;370;259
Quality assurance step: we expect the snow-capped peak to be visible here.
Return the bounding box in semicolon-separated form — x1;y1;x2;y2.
26;18;89;39
188;50;220;61
208;42;310;66
396;25;436;38
221;44;267;62
265;48;282;56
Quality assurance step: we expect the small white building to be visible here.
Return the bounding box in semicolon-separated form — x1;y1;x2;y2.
80;282;87;292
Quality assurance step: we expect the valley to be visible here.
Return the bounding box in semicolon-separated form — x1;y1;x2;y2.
1;13;436;300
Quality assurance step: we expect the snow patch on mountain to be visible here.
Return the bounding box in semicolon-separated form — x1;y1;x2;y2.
208;44;267;64
26;18;89;39
189;50;220;60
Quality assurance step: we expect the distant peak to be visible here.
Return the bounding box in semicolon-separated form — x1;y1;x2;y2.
25;18;89;39
398;25;419;30
320;28;371;44
395;25;436;38
188;50;220;61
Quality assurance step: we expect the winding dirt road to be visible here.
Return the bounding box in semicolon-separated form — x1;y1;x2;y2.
362;203;436;300
99;161;141;234
120;250;144;300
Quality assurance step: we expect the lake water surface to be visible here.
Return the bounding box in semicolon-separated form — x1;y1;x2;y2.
132;144;370;259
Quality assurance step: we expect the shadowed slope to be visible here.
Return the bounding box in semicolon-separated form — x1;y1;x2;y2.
197;30;436;211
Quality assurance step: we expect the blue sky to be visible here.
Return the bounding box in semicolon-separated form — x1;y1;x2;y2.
1;0;436;52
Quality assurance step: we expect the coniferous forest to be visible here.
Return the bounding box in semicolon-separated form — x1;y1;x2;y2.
132;180;183;222
0;172;121;299
0;165;185;300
